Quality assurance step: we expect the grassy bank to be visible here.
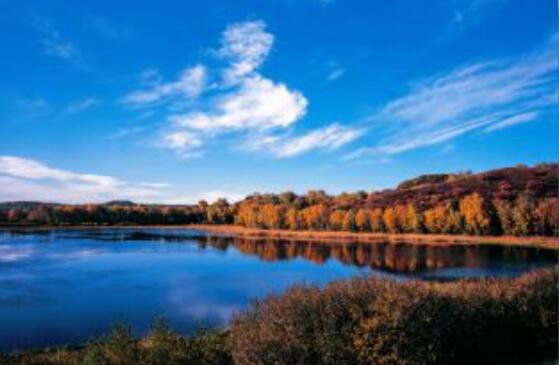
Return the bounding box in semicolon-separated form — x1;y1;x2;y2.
2;269;557;365
192;224;559;249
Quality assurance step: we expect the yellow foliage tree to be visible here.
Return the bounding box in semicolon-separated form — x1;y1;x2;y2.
329;210;346;231
355;208;370;231
459;193;490;235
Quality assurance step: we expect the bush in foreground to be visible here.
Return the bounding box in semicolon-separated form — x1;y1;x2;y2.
231;269;558;365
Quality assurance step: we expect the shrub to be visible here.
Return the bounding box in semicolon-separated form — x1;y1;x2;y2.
231;269;558;365
231;278;376;365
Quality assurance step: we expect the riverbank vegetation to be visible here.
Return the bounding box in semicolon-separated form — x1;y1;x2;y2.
1;163;557;237
195;224;558;248
2;269;557;365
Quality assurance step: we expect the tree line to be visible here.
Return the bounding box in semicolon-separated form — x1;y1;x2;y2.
232;191;557;236
0;163;556;236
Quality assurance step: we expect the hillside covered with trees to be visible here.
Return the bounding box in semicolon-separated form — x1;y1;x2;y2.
0;163;557;237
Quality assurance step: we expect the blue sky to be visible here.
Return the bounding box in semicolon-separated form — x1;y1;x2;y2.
0;0;556;203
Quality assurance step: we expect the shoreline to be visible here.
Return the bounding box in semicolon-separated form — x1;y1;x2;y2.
1;223;557;249
191;224;558;249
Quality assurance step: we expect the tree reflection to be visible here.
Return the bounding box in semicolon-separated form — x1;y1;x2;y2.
200;235;557;273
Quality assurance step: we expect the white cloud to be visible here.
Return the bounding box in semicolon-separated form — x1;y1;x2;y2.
64;97;99;114
0;156;168;203
169;75;307;132
483;111;540;133
124;65;207;105
345;37;556;158
162;130;204;158
260;123;362;158
156;21;313;157
124;20;360;159
218;20;274;84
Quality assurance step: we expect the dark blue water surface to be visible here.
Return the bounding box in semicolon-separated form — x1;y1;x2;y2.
0;228;556;351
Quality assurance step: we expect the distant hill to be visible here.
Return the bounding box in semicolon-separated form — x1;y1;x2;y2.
102;200;137;207
365;163;557;211
0;201;59;210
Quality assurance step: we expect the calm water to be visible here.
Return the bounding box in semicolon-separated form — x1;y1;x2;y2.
0;228;556;351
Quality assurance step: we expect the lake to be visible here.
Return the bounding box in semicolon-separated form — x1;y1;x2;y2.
0;228;556;352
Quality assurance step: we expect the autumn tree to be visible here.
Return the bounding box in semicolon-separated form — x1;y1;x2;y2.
306;190;329;206
403;204;422;233
206;199;232;224
235;202;259;227
444;206;463;233
279;191;297;206
258;204;284;229
383;207;400;233
534;198;557;236
511;194;536;236
355;208;370;231
329;210;346;231
342;210;356;231
423;207;441;233
368;208;384;232
301;204;329;230
494;199;514;235
459;193;491;235
285;208;301;230
423;204;461;234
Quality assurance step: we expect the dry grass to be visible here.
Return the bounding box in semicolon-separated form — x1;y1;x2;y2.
191;224;559;249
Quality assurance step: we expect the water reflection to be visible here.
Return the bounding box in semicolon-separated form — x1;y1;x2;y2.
4;228;556;274
204;236;556;273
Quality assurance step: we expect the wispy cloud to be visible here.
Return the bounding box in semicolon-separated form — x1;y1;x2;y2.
249;123;363;158
28;14;82;64
110;125;151;140
483;111;540;133
327;68;345;82
345;36;556;159
217;20;274;84
122;20;360;159
64;97;99;114
0;156;168;203
124;65;207;106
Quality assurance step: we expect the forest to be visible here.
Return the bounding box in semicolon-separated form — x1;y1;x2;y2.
0;163;557;237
